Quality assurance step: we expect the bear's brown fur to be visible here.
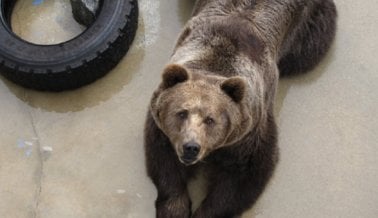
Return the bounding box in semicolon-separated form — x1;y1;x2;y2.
144;0;337;217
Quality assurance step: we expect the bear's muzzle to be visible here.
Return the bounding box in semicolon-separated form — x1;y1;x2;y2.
181;141;201;165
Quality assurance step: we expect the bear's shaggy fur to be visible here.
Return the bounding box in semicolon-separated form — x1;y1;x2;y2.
144;0;337;217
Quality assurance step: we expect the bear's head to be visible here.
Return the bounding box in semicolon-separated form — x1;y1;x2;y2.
150;64;253;165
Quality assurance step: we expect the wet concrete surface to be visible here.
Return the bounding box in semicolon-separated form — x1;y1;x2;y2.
0;0;377;217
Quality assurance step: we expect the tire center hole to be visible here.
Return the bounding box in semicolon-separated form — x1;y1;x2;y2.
11;0;86;45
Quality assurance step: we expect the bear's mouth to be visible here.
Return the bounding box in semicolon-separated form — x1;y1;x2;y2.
179;156;198;165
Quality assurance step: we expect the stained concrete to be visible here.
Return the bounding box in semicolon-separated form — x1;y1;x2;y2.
0;0;377;217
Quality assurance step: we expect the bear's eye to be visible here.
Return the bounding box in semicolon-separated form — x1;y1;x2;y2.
204;117;215;126
177;110;188;120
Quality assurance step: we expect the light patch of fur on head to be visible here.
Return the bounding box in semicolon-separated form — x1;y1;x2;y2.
181;113;201;144
170;41;210;66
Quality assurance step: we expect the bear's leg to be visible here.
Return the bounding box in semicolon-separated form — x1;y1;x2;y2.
144;112;192;218
278;0;337;76
192;169;269;218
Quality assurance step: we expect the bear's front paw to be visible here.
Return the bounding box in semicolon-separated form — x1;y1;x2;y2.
156;195;191;218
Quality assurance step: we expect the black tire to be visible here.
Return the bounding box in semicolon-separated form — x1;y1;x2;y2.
0;0;138;91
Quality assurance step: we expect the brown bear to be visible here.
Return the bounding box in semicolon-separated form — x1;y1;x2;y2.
144;0;337;217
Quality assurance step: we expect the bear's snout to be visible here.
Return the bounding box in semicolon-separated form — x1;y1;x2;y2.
181;142;201;164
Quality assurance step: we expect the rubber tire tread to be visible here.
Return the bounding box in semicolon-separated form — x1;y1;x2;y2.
0;0;138;91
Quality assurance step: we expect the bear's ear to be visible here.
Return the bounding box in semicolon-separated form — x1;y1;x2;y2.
221;77;246;103
161;64;189;89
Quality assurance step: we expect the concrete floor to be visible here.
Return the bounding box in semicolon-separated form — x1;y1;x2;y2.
0;0;377;217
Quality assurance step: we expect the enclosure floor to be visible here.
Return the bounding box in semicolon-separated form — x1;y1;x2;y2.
0;0;377;217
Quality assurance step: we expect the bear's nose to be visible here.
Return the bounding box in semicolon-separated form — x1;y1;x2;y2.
183;142;200;159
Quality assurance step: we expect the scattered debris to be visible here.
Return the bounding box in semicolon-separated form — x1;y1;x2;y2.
25;148;33;157
116;189;126;194
17;138;53;158
17;139;33;157
33;0;44;6
24;141;33;146
17;139;26;148
42;146;53;152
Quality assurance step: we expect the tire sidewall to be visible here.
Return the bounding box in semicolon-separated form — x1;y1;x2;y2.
0;0;133;71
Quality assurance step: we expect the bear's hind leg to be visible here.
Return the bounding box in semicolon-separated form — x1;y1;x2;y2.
278;0;337;76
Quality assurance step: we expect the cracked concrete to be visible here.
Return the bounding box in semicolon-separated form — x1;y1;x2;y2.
0;0;377;217
27;111;44;218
